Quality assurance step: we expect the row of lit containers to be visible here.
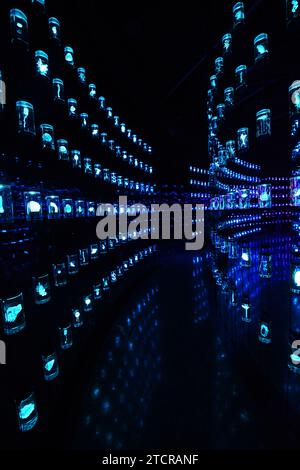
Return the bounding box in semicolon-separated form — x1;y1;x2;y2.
8;6;152;155
0;185;157;222
14;96;153;177
0;244;157;433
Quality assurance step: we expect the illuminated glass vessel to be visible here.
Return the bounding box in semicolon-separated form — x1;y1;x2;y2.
45;195;60;219
224;87;234;107
254;33;269;62
71;149;82;168
24;191;42;220
258;184;272;208
290;174;300;206
235;65;247;89
1;292;26;335
59;325;73;350
40;124;55;150
77;67;86;84
89;84;97;99
16;101;36;135
289;81;300;116
52;78;65;102
57;139;69;161
0;185;14;221
237;127;249;152
68;98;78;117
42;352;59;381
35;50;49;78
64;46;75;66
33;274;51;304
233;2;245;28
72;308;83;328
10;9;28;46
222;33;232;55
16;393;38;432
215;57;224;76
226;140;236;158
287;0;300;23
256;109;271;138
62;199;74;218
52;263;67;287
49;17;61;42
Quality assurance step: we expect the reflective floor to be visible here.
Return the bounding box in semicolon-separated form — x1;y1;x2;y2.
61;240;300;451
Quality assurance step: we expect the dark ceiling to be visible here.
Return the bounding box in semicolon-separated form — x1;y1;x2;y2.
48;1;230;180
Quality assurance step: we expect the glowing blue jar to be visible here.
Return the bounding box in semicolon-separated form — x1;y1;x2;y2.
59;325;73;350
222;33;232;55
10;9;28;46
42;352;59;381
224;87;234;107
215;57;224;76
16;393;38;432
67;254;79;275
45;195;60;219
289;81;300;116
239;188;250;209
0;185;14;221
35;50;49;78
233;2;245;27
291;253;300;294
83;294;93;312
287;0;300;22
258;184;272;208
98;96;106;109
57;139;69;161
24;191;42;220
16;101;36;135
74;199;85;217
94;163;102;178
49;17;60;42
53;78;65;102
1;292;26;335
64;46;75;66
68;98;78;118
61;199;73;218
254;33;269;62
217;103;225;120
235;65;247;89
237;127;249;152
40;124;55;150
226;140;236;158
210;75;217;89
72;308;83;328
89;83;97;99
83;157;93;174
80;113;89;129
256;109;271;138
33;274;51;304
290;174;300;206
91;123;99;139
77;67;86;84
71;149;81;169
